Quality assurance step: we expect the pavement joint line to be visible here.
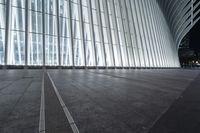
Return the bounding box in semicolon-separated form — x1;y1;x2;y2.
47;72;80;133
1;78;33;128
88;71;188;91
148;73;200;133
0;77;28;92
39;72;45;133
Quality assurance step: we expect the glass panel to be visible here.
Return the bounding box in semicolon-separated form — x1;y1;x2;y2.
28;33;43;65
85;41;95;66
60;37;72;66
8;31;25;65
96;42;105;66
11;7;25;31
0;4;6;29
0;0;6;4
59;17;69;37
105;44;113;66
82;0;87;6
71;3;79;20
92;10;98;25
91;0;96;9
113;44;122;66
45;15;57;36
44;0;56;15
59;0;68;18
127;46;134;66
121;46;128;67
12;0;25;8
74;39;84;66
72;20;81;39
82;6;89;23
29;11;42;33
93;25;100;42
83;23;91;41
45;36;58;65
30;0;42;12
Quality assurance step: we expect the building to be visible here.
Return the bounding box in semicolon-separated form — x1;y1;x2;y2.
0;0;199;68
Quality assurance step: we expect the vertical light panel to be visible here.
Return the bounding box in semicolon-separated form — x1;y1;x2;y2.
138;0;152;67
142;0;156;67
93;0;106;67
28;0;43;65
150;0;164;67
107;0;122;67
115;0;129;67
146;0;159;67
124;0;139;67
8;0;26;65
44;0;58;65
81;0;96;66
59;0;72;66
86;0;97;67
71;0;85;66
148;0;162;67
99;0;114;67
120;0;135;67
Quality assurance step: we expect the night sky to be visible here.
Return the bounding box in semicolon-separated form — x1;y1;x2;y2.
190;21;200;51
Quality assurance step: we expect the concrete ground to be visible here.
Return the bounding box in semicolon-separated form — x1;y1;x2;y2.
0;69;199;133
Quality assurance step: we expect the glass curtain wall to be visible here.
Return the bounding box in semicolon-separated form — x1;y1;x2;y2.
0;0;180;68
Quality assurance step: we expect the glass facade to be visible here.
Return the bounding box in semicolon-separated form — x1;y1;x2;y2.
0;0;181;67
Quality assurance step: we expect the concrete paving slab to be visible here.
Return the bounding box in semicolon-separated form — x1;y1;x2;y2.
44;73;73;133
0;70;42;133
148;73;200;133
48;69;200;133
0;69;199;133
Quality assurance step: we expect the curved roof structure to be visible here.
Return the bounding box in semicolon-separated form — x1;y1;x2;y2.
157;0;200;48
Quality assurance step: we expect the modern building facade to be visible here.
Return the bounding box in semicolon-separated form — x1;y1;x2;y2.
0;0;199;68
157;0;200;49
